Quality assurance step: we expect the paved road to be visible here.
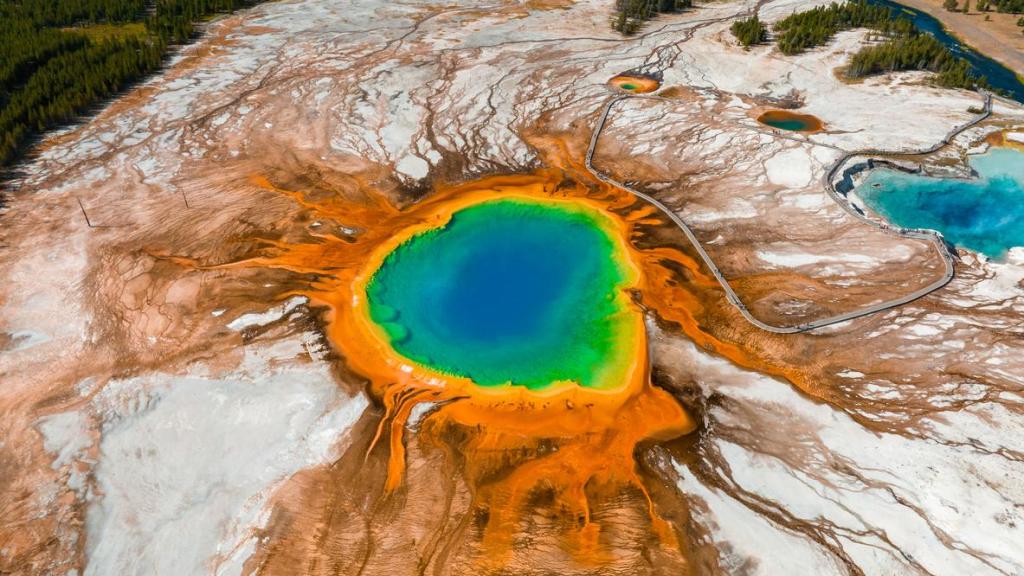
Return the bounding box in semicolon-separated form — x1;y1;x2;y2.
585;91;993;334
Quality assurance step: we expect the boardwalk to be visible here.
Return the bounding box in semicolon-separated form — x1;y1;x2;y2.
585;92;993;334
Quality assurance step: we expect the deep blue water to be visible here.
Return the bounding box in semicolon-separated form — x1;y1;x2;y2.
434;211;600;345
865;0;1024;102
857;148;1024;258
366;199;632;389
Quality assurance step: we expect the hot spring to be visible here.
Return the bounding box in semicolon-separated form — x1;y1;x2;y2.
363;197;642;391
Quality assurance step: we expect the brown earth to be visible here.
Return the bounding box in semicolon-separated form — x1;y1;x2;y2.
896;0;1024;73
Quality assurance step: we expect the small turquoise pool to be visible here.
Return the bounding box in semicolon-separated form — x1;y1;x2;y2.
857;148;1024;258
757;110;824;133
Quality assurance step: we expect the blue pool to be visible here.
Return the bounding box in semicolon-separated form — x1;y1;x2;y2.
365;198;638;390
857;148;1024;258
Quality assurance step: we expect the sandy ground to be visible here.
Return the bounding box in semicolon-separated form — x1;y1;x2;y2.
2;0;1024;574
897;0;1024;73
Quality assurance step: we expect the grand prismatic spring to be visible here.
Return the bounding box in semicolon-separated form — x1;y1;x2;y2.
364;197;641;391
4;0;1024;574
228;173;701;571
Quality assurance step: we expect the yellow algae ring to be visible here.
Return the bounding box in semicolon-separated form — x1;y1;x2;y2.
608;74;661;93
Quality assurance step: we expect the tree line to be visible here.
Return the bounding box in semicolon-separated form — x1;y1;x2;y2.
991;0;1024;12
846;33;981;88
611;0;692;34
148;0;255;43
0;0;147;28
729;1;986;92
772;1;903;55
0;0;265;169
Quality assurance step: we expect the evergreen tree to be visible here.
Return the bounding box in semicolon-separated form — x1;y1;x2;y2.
744;1;990;101
611;0;691;35
773;1;902;55
847;32;984;92
731;16;768;47
992;0;1024;11
0;0;267;168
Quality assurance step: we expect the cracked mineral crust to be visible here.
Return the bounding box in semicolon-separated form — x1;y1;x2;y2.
1;0;1023;575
